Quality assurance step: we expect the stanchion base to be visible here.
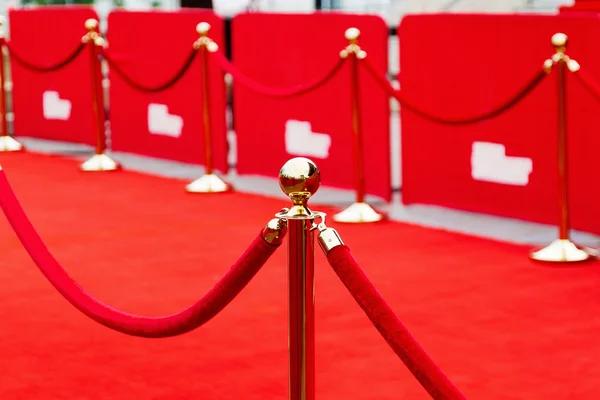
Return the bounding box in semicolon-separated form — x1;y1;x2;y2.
530;239;594;263
80;154;121;172
332;202;384;224
0;136;24;152
186;174;232;193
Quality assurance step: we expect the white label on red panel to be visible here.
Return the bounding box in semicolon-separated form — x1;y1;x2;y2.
147;103;183;138
471;141;532;186
284;120;331;159
42;91;71;120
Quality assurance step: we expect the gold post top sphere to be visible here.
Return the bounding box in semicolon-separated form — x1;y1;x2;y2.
85;18;99;31
345;27;361;41
551;32;568;47
196;22;211;35
278;157;321;204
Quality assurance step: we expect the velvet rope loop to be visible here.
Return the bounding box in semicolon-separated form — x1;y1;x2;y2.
102;48;198;93
361;57;548;125
326;245;466;400
572;68;600;105
0;169;283;338
4;40;86;73
212;49;346;98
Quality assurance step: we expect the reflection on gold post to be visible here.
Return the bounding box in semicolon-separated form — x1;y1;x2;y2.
530;33;591;263
186;22;232;193
80;19;120;172
0;17;23;152
275;157;321;400
334;27;384;223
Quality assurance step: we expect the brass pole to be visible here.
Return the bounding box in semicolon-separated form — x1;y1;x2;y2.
83;19;105;156
332;28;383;223
185;22;231;193
556;47;569;240
0;18;23;152
79;19;120;171
349;40;365;204
276;157;321;400
530;33;591;263
0;38;8;139
199;24;213;176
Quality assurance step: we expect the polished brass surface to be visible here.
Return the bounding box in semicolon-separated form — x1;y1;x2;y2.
333;202;383;223
0;136;24;152
340;27;367;59
530;239;591;262
80;154;120;172
193;22;219;52
0;20;19;151
551;32;568;48
317;227;344;255
186;22;230;194
543;59;554;73
84;18;99;31
567;59;580;72
196;22;211;35
531;33;592;263
262;218;288;246
278;157;321;219
185;174;231;193
345;27;360;42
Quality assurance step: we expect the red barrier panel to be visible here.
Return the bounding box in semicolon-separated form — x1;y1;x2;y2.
107;10;228;171
8;6;98;145
399;14;600;234
231;13;391;201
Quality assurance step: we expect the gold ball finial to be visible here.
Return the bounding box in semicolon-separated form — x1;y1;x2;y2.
551;32;568;48
278;157;321;204
0;16;5;26
85;18;99;31
345;27;360;41
196;22;211;36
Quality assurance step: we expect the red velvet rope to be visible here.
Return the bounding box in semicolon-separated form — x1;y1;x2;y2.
0;169;280;338
212;50;346;98
102;48;199;93
361;56;548;125
327;245;466;400
3;39;86;73
572;69;600;105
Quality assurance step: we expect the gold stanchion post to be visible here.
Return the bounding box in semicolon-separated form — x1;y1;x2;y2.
186;22;231;193
80;18;120;172
334;27;384;223
530;33;591;263
275;157;321;400
0;17;23;152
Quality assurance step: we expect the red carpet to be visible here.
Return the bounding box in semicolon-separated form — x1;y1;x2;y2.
1;152;600;399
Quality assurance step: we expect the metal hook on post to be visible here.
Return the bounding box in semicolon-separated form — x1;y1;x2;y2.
80;18;120;172
335;27;384;224
186;22;232;194
530;33;593;263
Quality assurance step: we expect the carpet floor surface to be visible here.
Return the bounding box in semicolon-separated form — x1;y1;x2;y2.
1;152;599;399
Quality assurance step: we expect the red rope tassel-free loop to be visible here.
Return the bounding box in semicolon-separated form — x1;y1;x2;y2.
212;49;346;98
5;40;86;73
326;245;466;400
572;68;600;105
0;169;282;338
361;57;548;125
